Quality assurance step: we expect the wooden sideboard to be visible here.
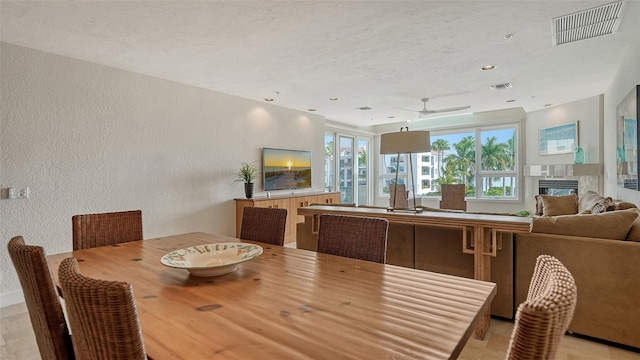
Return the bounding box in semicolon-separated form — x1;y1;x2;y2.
235;192;340;244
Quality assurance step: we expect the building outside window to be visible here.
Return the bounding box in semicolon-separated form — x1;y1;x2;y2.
380;153;407;195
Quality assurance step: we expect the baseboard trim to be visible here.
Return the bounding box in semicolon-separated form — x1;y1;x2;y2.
0;290;25;309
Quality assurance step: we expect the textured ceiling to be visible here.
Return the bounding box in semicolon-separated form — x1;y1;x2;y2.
1;1;639;127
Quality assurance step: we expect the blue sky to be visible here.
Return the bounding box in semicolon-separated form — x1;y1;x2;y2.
432;128;515;148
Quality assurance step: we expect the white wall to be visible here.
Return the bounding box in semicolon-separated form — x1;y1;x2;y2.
0;42;326;305
526;95;603;166
605;38;640;201
523;95;604;212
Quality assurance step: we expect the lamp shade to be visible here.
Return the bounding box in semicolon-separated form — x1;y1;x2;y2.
380;130;431;154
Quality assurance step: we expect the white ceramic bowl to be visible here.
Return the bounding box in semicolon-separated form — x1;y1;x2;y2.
160;243;263;277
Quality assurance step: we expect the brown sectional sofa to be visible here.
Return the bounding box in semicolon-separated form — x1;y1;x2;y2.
523;191;640;349
515;232;640;349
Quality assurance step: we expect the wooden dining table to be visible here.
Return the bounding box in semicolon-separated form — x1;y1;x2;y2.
47;232;497;359
298;205;533;339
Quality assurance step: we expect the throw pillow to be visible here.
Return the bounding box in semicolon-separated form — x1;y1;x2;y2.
615;201;638;210
591;203;607;214
604;197;617;211
534;194;544;216
531;209;639;240
541;194;578;216
577;191;606;213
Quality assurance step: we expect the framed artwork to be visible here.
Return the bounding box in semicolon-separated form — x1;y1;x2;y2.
616;85;639;190
538;122;578;155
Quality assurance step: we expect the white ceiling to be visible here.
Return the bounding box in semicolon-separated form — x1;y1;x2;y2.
1;1;639;128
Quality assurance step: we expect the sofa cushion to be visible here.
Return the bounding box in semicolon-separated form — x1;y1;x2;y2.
541;194;578;216
531;209;638;240
625;209;640;242
578;191;606;213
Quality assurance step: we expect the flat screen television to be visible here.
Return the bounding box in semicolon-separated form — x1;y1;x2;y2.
263;147;312;191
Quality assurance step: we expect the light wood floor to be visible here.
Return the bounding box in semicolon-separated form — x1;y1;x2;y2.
2;302;639;360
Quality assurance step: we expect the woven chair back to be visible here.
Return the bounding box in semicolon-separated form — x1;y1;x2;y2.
72;210;143;250
389;184;409;208
7;236;75;360
440;184;467;211
58;257;146;360
317;214;389;263
240;207;287;246
506;255;577;359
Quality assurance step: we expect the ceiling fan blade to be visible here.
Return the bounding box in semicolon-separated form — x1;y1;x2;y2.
424;105;471;114
392;106;421;113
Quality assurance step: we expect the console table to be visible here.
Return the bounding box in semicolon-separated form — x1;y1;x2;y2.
297;205;532;339
235;191;340;244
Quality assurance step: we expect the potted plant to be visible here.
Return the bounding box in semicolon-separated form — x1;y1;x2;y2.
234;162;259;199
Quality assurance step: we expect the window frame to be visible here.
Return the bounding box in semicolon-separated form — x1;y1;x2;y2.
326;128;374;205
378;121;522;202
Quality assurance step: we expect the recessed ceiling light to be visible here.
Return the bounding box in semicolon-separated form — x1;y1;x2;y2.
506;99;516;103
329;97;338;101
481;65;496;71
264;98;274;102
504;34;513;40
356;106;372;111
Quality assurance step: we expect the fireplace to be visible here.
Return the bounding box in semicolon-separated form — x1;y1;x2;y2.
524;164;602;213
538;180;579;196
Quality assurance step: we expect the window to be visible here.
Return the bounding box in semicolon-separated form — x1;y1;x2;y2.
478;128;517;198
324;134;335;192
380;154;407;195
427;131;476;196
326;130;372;205
357;139;369;205
339;136;354;203
380;123;520;200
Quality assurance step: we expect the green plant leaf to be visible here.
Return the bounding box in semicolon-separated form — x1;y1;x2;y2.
233;161;259;183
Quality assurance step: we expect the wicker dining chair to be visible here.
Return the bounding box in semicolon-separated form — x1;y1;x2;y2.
58;257;147;360
240;207;288;246
440;184;467;211
506;255;577;360
72;210;143;250
317;214;389;263
7;236;75;360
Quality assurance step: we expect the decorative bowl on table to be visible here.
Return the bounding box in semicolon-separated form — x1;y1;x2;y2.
160;243;263;277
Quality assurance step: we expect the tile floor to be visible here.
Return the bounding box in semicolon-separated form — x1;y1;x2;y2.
2;302;639;359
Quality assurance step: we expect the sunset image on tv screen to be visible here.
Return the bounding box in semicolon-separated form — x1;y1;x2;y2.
263;148;311;191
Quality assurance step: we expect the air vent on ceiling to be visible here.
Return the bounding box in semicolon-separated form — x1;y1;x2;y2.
552;1;628;46
490;82;513;91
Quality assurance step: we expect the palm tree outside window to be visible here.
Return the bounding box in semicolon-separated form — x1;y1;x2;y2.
405;123;519;200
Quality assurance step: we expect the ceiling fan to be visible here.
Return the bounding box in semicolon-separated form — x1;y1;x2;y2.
394;98;471;121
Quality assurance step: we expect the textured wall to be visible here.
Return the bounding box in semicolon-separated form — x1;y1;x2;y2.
0;42;326;304
526;95;603;167
605;39;640;200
